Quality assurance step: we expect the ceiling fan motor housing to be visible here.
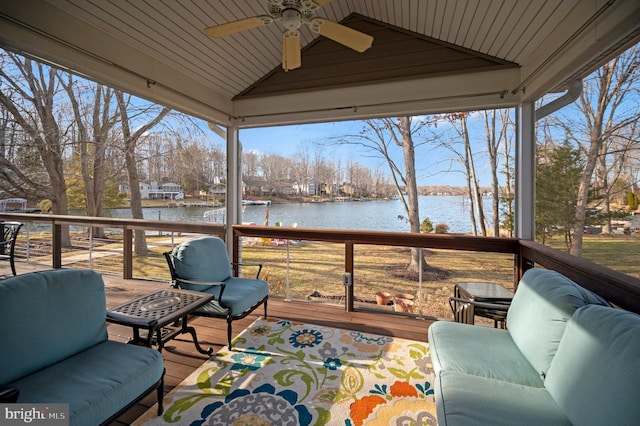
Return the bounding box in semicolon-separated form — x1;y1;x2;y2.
270;0;318;22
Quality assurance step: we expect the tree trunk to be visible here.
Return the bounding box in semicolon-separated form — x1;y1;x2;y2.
398;117;423;272
484;110;501;237
571;125;602;256
116;91;147;254
115;91;170;255
462;116;487;236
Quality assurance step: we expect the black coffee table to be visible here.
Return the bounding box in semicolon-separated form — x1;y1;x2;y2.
107;288;213;355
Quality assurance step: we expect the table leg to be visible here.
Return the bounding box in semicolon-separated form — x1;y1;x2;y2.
155;327;165;352
180;317;213;355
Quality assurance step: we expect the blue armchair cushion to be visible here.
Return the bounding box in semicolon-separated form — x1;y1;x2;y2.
544;304;640;426
0;269;108;384
194;277;269;317
505;268;608;380
170;236;233;285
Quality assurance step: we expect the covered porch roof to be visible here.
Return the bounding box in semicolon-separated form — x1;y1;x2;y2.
1;0;639;241
1;0;639;128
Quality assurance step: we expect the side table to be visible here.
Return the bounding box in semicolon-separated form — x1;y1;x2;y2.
450;281;514;327
107;288;213;355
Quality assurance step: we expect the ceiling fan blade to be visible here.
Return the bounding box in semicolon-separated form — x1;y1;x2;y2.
204;16;271;38
312;0;334;6
282;30;301;71
311;19;373;52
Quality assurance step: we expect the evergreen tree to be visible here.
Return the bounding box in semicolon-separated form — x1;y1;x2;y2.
628;190;639;211
66;152;124;210
536;142;584;250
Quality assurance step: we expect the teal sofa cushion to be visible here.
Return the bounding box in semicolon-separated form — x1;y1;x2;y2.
435;370;570;426
506;268;608;379
171;236;233;286
0;269;108;384
0;269;165;425
545;305;640;426
194;277;269;317
428;321;543;387
10;340;164;426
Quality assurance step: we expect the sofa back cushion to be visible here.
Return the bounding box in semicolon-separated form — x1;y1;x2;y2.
170;237;232;289
0;269;108;383
545;304;640;425
506;268;608;380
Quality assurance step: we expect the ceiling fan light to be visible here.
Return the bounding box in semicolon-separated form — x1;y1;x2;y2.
281;8;302;30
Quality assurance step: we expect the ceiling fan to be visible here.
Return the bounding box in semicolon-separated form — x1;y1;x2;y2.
204;0;374;71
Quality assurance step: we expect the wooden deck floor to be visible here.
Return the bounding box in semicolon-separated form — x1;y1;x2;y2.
99;275;436;425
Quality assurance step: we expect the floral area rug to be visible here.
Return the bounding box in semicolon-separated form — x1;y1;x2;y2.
135;317;437;426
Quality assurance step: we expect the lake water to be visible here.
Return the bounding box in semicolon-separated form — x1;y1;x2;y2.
105;195;497;234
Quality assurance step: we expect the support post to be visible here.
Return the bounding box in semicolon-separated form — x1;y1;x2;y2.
123;227;133;279
515;101;536;240
226;125;241;258
52;223;62;269
345;241;354;312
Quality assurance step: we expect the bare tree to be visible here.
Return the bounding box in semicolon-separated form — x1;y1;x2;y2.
291;141;311;195
261;153;291;194
311;143;327;196
500;110;515;236
115;91;170;254
482;109;511;237
334;117;445;277
0;52;72;245
347;159;372;197
548;45;640;255
243;150;260;179
439;113;487;236
61;76;120;237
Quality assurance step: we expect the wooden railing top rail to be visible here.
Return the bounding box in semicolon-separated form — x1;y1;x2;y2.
3;212;638;314
233;225;520;253
0;213;225;236
519;240;640;314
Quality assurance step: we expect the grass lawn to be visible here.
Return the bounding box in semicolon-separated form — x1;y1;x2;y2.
23;232;639;320
543;235;640;279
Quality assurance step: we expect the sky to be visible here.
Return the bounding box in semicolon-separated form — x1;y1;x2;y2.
5;46;498;189
227;116;502;187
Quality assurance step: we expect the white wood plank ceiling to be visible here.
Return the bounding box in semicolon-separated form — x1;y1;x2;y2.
1;0;639;126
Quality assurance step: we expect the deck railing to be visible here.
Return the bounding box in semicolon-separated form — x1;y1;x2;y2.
2;212;639;315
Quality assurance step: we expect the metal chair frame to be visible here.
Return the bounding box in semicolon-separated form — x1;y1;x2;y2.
0;221;22;276
163;250;268;349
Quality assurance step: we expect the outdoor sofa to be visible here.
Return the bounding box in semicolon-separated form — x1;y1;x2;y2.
428;268;640;425
0;269;165;426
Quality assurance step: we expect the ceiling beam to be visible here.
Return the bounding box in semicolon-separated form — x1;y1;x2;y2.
517;0;640;99
232;68;521;127
0;0;233;123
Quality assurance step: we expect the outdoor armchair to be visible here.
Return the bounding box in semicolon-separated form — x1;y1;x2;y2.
0;221;22;276
164;236;269;349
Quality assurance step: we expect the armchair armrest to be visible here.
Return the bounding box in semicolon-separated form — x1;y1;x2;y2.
172;278;225;287
448;297;511;312
171;278;227;300
0;385;19;403
231;262;263;279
